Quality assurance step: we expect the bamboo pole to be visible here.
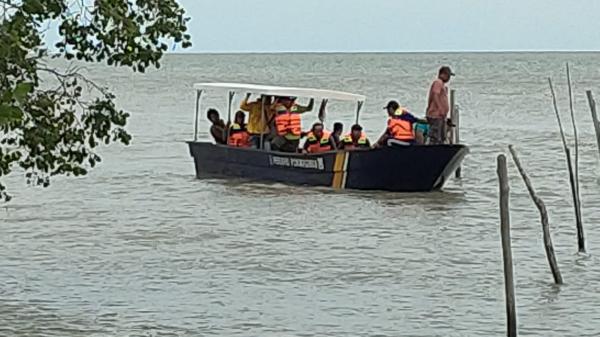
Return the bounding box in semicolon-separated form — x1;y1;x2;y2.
586;90;600;159
497;154;517;337
509;146;563;284
548;78;585;253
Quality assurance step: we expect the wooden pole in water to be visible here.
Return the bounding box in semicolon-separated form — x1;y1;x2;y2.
548;78;585;253
449;89;462;177
586;90;600;159
566;147;585;253
509;146;563;285
566;63;581;210
449;89;456;144
497;154;517;337
454;105;462;178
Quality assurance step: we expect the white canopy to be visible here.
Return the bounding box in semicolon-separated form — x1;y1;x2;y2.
193;82;366;102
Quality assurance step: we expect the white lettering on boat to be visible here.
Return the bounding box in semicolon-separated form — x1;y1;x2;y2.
270;156;290;167
269;156;325;171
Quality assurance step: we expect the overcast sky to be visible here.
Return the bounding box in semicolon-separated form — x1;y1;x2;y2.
177;0;599;52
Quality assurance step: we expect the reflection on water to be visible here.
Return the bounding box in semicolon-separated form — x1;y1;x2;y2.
2;53;600;336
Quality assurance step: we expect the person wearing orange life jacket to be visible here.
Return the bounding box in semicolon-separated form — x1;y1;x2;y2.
339;124;371;150
375;100;427;147
274;96;314;135
302;122;334;153
227;111;251;148
271;96;314;152
271;104;299;152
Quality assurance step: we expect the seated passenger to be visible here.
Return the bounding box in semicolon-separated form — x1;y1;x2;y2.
375;100;426;147
207;108;226;144
414;121;429;145
331;122;344;149
340;124;371;150
227;111;251;148
303;122;334;153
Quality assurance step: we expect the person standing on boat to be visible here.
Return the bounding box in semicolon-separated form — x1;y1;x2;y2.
240;93;274;148
303;122;334;153
271;97;314;152
339;124;370;150
375;100;424;146
207;108;227;145
426;66;454;144
227;111;251;148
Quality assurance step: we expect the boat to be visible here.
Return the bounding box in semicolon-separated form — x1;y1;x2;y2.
187;83;468;192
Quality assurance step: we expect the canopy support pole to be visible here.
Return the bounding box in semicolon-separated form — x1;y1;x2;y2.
260;96;265;150
225;91;235;143
193;89;203;141
355;100;364;125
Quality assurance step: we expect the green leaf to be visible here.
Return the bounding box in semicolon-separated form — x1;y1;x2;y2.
14;82;33;104
0;0;189;201
0;104;24;125
22;0;45;14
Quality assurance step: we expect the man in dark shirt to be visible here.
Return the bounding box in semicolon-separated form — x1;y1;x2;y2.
207;108;226;144
331;122;343;149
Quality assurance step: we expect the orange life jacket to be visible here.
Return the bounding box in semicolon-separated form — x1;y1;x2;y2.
274;105;302;139
388;108;415;141
227;123;251;148
274;112;288;135
341;132;369;150
305;131;333;153
288;112;302;138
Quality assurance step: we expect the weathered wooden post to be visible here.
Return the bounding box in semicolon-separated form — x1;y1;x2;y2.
566;63;580;198
497;154;517;337
566;147;585;253
450;89;462;177
548;78;585;253
509;146;563;284
586;90;600;158
454;105;461;178
449;89;456;144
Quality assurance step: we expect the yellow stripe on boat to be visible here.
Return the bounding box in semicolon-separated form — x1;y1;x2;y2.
331;152;347;189
341;151;350;189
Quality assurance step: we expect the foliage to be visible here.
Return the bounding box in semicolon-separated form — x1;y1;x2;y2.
0;0;191;201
